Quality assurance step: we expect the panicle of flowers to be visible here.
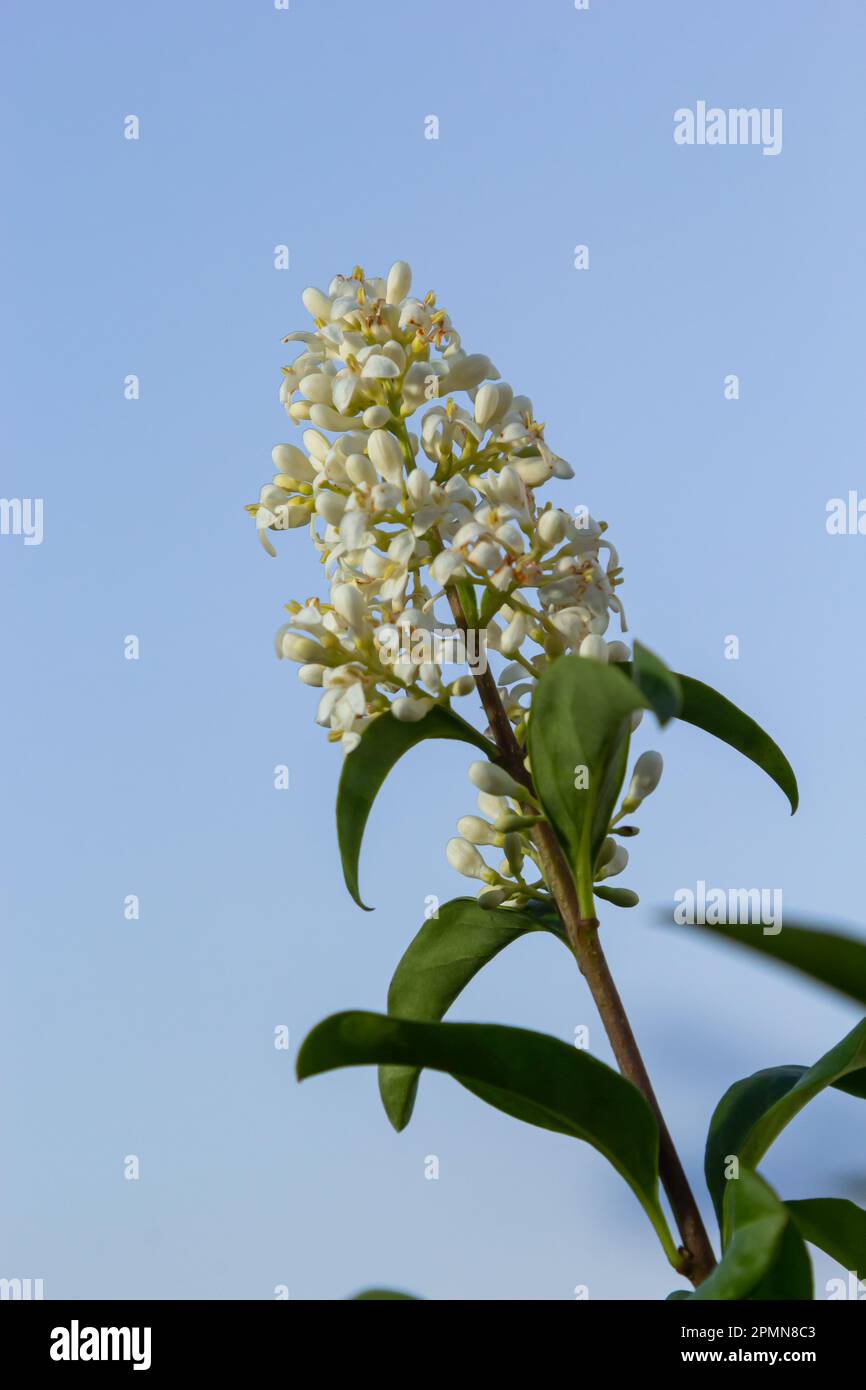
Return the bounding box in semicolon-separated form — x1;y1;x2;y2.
248;261;627;752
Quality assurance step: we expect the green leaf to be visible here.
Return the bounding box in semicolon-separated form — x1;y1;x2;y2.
740;1018;866;1170
786;1198;866;1280
454;579;478;629
690;1170;812;1301
378;898;567;1131
336;707;495;910
351;1288;421;1300
705;1066;803;1226
705;1019;866;1228
674;673;798;814
527;657;648;890
669;917;866;1010
478;587;508;627
631;642;682;725
298;1011;674;1257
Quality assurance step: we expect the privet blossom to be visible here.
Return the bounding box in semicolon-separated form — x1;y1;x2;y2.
248;260;662;900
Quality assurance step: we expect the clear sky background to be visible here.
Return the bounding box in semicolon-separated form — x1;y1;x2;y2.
2;0;865;1301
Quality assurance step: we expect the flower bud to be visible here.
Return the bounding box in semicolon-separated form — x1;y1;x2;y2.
272;443;316;482
298;663;326;686
474;383;501;430
476;886;508;908
346;453;377;487
391;696;433;722
496;466;524;508
310;404;359;431
367;429;404;483
446;837;488;880
537;509;568;547
622;751;663;812
596;843;629;880
579;634;609;664
363;405;391;429
606;641;630;663
299;372;333;404
475;793;504;822
449;675;475;697
500;612;529;656
407;468;433;506
386;260;412;305
315;491;346;525
332;584;366;630
468;761;525;800
503;832;524;877
281;633;328;663
457;816;499;846
303;429;330;463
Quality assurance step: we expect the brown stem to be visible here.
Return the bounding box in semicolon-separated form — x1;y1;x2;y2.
447;589;716;1285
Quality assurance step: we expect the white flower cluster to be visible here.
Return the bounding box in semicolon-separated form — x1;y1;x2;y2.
447;752;664;907
249;261;627;751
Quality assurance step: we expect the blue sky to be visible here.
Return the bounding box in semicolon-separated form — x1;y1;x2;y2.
2;0;866;1299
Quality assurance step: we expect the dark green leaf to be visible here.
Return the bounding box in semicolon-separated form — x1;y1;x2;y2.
527;657;648;885
690;1170;812;1301
705;1019;866;1228
632;642;682;725
351;1288;421;1300
786;1198;866;1280
675;673;798;814
298;1011;674;1255
739;1019;866;1170
705;1066;802;1226
378;897;567;1131
668;917;866;1010
336;707;495;910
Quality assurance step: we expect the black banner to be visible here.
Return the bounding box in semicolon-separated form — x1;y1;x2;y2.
1;1297;861;1375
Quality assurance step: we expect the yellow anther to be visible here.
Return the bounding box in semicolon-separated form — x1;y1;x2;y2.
430;309;446;324
357;286;365;305
445;397;456;419
352;265;365;281
423;290;436;306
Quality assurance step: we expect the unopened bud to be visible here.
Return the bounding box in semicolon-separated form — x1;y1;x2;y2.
468;761;525;800
622;751;663;813
446;837;488;880
457;816;500;847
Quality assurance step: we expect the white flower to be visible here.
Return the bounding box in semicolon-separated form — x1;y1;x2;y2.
250;258;628;753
